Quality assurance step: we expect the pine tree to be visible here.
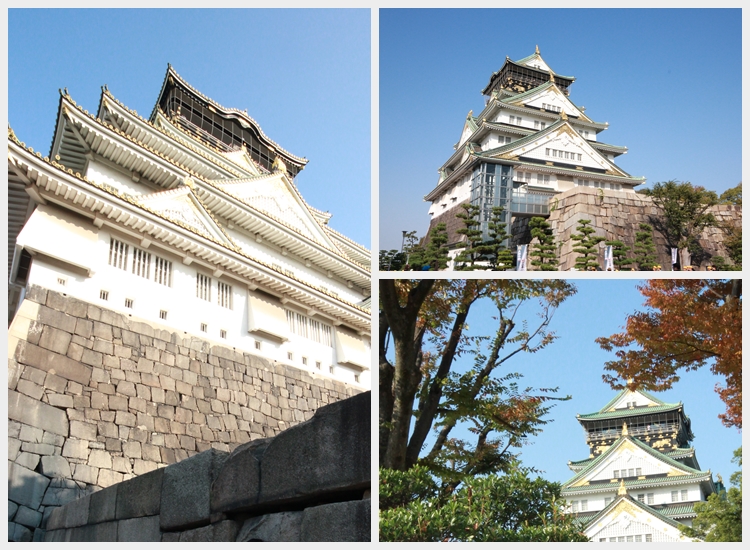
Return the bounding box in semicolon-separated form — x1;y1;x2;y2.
487;206;514;270
454;203;484;270
528;217;557;271
604;240;633;271
419;223;449;270
632;223;658;271
571;219;604;270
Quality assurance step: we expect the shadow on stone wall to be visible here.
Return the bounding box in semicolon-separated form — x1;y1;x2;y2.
42;391;371;541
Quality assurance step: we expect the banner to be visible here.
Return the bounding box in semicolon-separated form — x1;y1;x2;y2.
671;248;678;266
604;245;614;271
517;244;528;271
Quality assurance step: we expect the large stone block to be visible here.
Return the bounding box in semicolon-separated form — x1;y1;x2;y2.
210;438;271;514
88;484;118;524
178;520;241;542
116;466;164;520
259;391;370;505
300;499;371;542
118;515;162;542
8;461;51;509
40;455;72;478
161;448;227;531
237;511;303;542
15;341;92;386
14;505;43;528
8;389;69;436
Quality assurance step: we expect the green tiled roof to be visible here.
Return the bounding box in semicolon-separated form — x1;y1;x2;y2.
562;435;707;490
578;402;682;421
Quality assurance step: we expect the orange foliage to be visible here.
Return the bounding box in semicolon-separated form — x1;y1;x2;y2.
596;280;741;428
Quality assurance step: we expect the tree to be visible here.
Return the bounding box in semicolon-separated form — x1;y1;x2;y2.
379;249;406;271
596;280;741;428
604;240;633;270
528;217;557;271
407;222;448;270
454;203;485;270
379;279;575;475
719;182;741;205
632;223;658;270
571;219;604;270
455;204;513;271
379;465;588;542
643;180;718;268
680;447;741;542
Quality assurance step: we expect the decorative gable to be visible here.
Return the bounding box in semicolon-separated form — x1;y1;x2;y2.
138;184;233;245
607;389;663;412
215;173;332;247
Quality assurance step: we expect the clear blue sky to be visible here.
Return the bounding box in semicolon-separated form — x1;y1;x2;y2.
8;9;371;248
379;8;742;250
429;279;741;487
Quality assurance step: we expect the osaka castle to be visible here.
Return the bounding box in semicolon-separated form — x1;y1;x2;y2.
424;46;645;257
561;388;719;542
8;65;371;388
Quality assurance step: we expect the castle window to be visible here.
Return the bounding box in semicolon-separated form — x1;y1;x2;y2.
125;298;133;309
109;238;129;270
154;256;172;287
681;490;688;501
132;247;151;279
628;468;634;477
302;357;308;366
636;468;642;476
354;373;360;383
604;497;612;505
200;322;208;332
218;281;233;309
57;277;67;287
571;501;578;512
286;309;333;346
316;361;321;370
637;493;645;503
509;116;515;125
534;121;539;129
255;341;261;350
329;365;334;374
613;469;619;478
671;490;678;502
160;310;168;320
645;534;652;542
580;500;588;511
100;290;109;301
196;273;211;301
647;493;654;504
540;122;546;130
634;535;642;542
220;329;227;339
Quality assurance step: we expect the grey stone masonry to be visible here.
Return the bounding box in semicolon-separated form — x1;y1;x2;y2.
8;286;362;542
531;187;740;271
43;392;371;541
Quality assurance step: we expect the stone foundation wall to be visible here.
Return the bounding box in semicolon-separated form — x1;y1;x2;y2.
546;188;741;271
42;392;370;542
7;285;360;542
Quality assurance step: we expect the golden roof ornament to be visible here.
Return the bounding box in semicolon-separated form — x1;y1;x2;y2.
548;70;555;83
561;111;568;121
272;155;287;174
618;480;627;496
535;45;540;55
622;422;629;436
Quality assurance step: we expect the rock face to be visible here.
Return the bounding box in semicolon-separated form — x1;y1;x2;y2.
43;392;371;542
7;286;362;542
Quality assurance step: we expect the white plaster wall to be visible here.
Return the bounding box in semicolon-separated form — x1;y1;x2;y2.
86;159;152;197
24;229;370;389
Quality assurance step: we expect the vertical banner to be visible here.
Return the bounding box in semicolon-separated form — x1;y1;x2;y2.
604;245;614;271
517;244;528;271
671;248;678;269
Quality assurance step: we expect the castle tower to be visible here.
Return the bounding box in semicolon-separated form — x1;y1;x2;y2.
561;388;717;542
423;47;645;262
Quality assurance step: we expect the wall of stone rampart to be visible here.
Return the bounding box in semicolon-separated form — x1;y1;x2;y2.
41;392;370;542
7;285;360;541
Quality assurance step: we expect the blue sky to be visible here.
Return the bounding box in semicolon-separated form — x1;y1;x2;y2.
379;8;742;250
7;9;371;248
424;279;742;487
